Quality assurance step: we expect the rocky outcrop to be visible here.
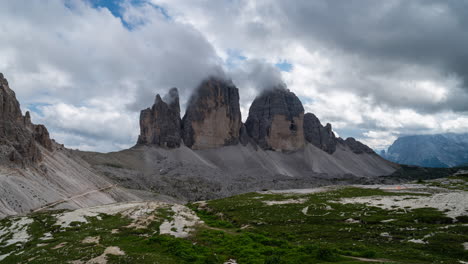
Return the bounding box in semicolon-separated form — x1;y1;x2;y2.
137;88;181;148
33;124;53;151
0;73;53;166
303;113;337;154
133;76;377;157
245;86;305;151
344;137;375;154
0;73;23;122
182;77;242;149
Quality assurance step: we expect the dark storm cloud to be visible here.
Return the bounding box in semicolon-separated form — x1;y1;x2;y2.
271;0;468;112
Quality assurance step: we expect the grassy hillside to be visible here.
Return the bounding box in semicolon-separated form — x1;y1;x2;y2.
0;178;467;263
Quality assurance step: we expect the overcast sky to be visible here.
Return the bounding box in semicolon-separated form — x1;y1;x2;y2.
1;0;468;152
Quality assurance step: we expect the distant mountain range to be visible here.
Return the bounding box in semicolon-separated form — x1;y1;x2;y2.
381;133;468;168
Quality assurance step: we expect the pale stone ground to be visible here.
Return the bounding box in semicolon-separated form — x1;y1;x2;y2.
339;192;468;218
0;217;33;247
159;204;202;238
263;198;307;205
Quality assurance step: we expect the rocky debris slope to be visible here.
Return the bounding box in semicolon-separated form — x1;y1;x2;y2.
0;73;161;218
245;86;305;151
137;88;181;148
0;73;52;166
182;77;242;149
79;143;398;201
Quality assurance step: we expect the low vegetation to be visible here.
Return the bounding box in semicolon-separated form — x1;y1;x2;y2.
0;181;467;263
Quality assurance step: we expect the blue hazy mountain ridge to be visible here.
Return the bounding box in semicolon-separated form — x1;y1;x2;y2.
382;133;468;168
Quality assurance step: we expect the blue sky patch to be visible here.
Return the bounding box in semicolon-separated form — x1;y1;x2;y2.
275;60;293;72
225;49;247;69
26;103;51;116
87;0;170;30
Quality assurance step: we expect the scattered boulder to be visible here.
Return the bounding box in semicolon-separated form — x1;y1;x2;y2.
245;86;305;151
137;88;181;148
303;113;337;154
182;77;242;149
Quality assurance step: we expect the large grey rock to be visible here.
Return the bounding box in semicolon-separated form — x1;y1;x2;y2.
303;113;337;154
245;86;305;151
0;73;53;166
137;88;181;148
182;77;242;149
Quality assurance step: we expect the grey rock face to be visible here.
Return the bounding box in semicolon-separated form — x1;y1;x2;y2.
0;73;53;166
182;77;242;149
303;113;337;154
344;137;375;154
137;88;181;148
385;133;468;167
33;124;53;152
0;74;22;121
245;86;305;151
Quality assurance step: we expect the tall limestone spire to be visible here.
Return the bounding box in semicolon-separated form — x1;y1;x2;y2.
137;87;182;148
245;86;305;151
182;77;242;149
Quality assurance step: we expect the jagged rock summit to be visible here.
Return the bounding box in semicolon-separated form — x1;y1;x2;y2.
138;87;181;148
245;86;305;151
182;77;242;149
343;137;375;154
0;73;53;166
0;73;153;217
137;78;379;156
303;113;337;154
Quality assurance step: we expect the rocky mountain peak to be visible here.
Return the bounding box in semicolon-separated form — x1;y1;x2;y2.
245;86;305;151
0;73;22;122
134;76;377;156
163;87;180;109
0;73;53;166
344;137;374;154
303;113;337;154
182;77;242;149
137;87;182;148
